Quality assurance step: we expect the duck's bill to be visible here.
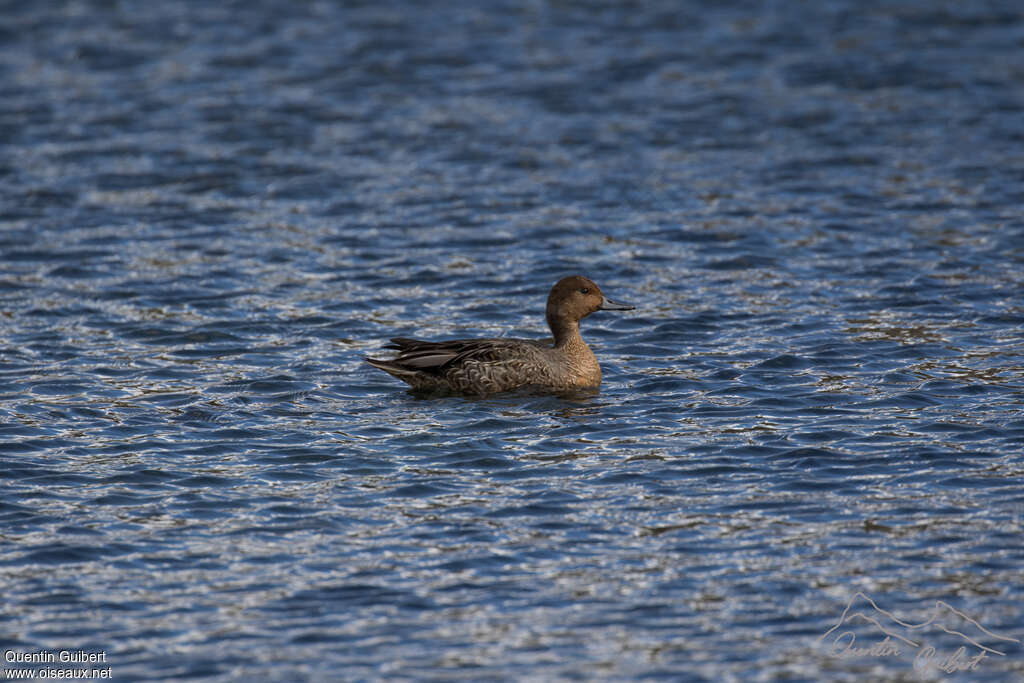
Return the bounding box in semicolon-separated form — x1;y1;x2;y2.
598;297;635;311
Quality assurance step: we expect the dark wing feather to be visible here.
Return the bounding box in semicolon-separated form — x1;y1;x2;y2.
385;337;547;374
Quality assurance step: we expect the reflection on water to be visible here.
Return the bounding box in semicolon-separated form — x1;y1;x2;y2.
845;315;951;344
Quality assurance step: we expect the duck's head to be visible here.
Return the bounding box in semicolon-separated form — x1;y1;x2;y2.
546;275;634;330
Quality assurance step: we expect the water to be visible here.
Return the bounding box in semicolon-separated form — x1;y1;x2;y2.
1;1;1023;680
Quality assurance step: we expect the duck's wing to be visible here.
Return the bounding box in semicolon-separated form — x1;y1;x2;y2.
365;338;467;389
381;338;473;371
367;337;557;393
383;337;546;373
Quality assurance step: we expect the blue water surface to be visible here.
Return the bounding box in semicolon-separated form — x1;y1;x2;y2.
1;1;1022;680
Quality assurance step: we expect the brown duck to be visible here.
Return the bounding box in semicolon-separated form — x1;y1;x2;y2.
366;275;634;394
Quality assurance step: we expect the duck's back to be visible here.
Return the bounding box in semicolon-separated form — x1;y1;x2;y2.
368;337;569;394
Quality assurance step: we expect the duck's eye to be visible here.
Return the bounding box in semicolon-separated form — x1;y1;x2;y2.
580;287;590;294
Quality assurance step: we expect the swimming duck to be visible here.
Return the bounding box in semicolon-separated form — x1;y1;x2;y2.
366;275;634;394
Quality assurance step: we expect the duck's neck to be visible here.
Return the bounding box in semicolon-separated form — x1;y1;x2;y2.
549;315;582;349
549;316;601;385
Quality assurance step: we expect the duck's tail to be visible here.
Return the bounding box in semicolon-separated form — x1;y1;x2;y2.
365;357;417;380
365;357;443;391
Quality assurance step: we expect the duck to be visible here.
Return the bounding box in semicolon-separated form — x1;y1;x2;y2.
365;275;634;395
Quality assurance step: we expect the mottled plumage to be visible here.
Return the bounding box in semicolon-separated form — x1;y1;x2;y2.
366;275;634;395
